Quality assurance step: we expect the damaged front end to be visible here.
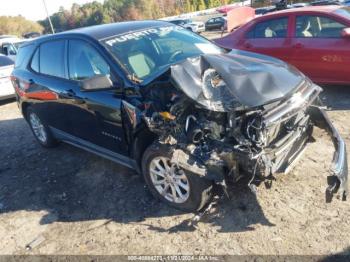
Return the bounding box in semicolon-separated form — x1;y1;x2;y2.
140;52;348;202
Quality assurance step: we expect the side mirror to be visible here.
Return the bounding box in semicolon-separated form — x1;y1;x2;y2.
81;75;113;91
9;50;16;55
341;28;350;38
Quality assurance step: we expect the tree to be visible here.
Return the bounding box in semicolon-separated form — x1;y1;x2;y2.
197;0;206;10
184;0;192;12
39;0;226;33
0;16;43;36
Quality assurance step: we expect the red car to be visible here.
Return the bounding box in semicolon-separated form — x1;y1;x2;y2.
215;6;350;85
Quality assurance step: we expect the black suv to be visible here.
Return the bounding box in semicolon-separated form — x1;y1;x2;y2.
12;21;347;212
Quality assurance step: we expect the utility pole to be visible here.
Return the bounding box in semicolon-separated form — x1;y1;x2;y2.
159;0;165;15
42;0;55;34
178;0;184;13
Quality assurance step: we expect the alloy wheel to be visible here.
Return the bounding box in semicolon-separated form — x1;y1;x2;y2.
149;157;190;203
29;112;47;143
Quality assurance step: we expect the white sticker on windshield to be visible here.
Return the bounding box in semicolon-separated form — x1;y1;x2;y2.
105;26;176;46
195;43;221;54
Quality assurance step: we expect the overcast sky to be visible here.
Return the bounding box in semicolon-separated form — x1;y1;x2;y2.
0;0;104;21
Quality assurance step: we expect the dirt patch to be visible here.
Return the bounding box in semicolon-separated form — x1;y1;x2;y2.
0;85;349;256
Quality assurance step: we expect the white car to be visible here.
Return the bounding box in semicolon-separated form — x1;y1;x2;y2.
0;55;15;100
0;36;30;61
168;19;205;33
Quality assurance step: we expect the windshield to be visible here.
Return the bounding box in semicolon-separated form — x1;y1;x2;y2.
102;26;223;82
13;41;27;50
334;7;350;19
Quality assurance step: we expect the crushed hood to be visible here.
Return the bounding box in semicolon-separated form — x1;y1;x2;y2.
171;50;306;112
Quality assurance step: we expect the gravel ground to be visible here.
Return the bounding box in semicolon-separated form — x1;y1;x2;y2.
0;86;349;255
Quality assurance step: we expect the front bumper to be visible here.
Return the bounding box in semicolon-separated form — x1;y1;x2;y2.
310;107;348;202
171;106;348;203
194;27;205;33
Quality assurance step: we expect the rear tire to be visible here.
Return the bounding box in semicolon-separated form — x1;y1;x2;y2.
142;142;213;212
27;107;58;148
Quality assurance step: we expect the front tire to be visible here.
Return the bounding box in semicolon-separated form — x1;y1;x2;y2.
27;107;58;148
142;142;213;212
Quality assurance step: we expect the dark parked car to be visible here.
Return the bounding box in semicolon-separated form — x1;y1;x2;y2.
255;6;276;16
310;0;341;5
205;17;226;31
11;21;347;211
23;32;41;39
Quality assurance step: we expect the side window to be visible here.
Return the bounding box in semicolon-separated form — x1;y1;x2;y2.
40;40;65;78
68;40;110;80
296;15;346;38
14;44;35;69
247;17;288;38
3;43;17;55
30;48;39;72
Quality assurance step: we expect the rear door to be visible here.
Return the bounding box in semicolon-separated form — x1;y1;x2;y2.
21;40;71;132
241;16;294;62
290;14;350;84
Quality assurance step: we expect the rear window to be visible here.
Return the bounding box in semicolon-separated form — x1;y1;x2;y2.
15;44;35;68
39;40;65;78
0;56;14;67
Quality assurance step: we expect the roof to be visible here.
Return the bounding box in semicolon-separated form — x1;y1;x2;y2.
264;5;340;17
0;37;21;44
53;20;172;41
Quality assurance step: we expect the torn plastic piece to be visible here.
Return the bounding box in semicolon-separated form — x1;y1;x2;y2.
310;106;348;202
25;235;45;250
159;111;176;120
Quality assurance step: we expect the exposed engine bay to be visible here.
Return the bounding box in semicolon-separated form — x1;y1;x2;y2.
137;53;348;202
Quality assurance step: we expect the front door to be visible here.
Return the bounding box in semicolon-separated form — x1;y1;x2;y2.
290;14;350;84
64;39;128;155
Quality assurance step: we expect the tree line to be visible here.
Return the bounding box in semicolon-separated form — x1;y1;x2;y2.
39;0;238;33
0;0;238;36
0;16;43;36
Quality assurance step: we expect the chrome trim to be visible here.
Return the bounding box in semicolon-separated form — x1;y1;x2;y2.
263;82;322;127
50;126;137;170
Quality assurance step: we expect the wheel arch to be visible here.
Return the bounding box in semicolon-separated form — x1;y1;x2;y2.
131;126;158;172
21;102;31;120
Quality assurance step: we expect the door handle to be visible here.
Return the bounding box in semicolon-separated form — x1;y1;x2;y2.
293;43;304;49
61;90;75;98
